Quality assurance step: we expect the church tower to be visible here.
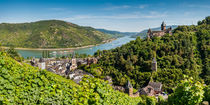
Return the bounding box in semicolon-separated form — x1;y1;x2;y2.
70;52;77;71
127;80;133;97
151;57;157;72
161;21;166;31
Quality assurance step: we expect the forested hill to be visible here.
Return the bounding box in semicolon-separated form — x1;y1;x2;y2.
96;28;138;38
90;16;210;93
0;20;111;48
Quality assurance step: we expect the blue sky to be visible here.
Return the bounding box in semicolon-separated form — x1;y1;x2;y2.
0;0;210;32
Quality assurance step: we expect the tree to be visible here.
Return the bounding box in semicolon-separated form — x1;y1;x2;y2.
197;16;210;25
42;50;50;58
0;43;3;51
203;85;210;102
7;47;22;61
168;77;205;105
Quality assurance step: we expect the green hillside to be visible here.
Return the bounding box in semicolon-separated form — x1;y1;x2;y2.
0;20;111;48
96;28;138;38
0;51;157;104
88;16;210;93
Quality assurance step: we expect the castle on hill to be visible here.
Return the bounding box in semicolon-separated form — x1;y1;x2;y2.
147;21;172;39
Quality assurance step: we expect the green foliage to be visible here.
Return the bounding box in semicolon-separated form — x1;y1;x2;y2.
82;64;103;78
146;96;157;105
196;26;210;85
0;52;155;104
198;16;210;25
203;85;210;101
157;96;167;105
6;47;23;62
168;77;205;105
0;20;112;48
89;17;210;93
79;76;148;105
153;68;184;93
0;52;78;104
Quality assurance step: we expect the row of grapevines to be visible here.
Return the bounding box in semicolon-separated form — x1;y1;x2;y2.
0;52;156;104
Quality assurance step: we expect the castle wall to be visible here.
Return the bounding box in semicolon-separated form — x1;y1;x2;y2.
147;22;172;39
152;31;165;37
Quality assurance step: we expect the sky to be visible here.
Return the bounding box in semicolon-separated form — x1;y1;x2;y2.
0;0;210;32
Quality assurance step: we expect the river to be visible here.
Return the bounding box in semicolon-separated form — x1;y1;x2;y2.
17;36;136;58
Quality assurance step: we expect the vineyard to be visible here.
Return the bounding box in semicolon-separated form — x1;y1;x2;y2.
0;52;155;104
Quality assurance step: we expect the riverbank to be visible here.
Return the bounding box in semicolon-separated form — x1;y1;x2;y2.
15;36;135;58
2;38;116;51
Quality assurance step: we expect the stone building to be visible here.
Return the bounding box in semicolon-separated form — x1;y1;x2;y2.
139;82;162;96
126;81;139;97
70;54;77;71
77;58;87;66
147;21;172;39
38;58;46;70
68;69;94;84
87;57;98;65
148;82;162;94
139;85;155;96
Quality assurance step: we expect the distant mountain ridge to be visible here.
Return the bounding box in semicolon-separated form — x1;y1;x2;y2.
0;20;112;48
96;29;138;38
133;25;178;38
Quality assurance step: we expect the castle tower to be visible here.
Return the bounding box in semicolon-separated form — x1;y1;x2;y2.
161;21;166;31
147;28;152;39
151;57;157;72
127;80;133;97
